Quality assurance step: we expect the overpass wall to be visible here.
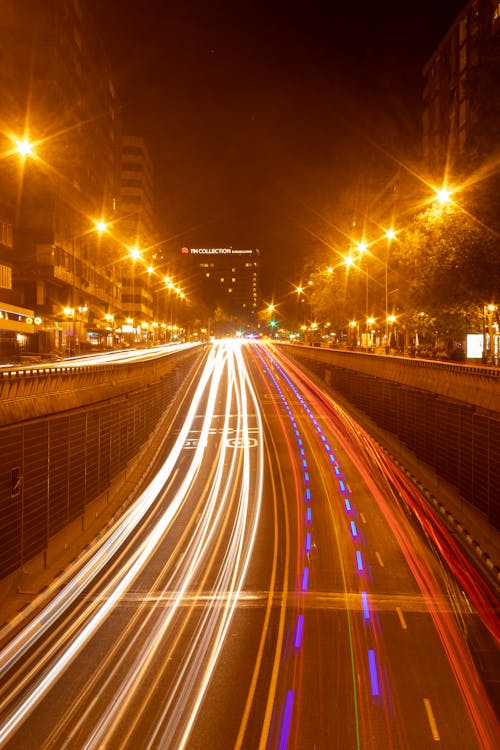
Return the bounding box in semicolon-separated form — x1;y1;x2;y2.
0;348;202;580
282;345;500;530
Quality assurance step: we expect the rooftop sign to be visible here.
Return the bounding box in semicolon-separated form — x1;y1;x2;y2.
181;247;256;255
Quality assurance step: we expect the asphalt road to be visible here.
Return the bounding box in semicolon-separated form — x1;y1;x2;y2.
0;340;498;749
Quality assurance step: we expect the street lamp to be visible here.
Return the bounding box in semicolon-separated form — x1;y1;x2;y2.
384;230;396;347
104;313;115;348
15;140;34;158
436;187;451;205
348;319;358;348
127;246;142;342
387;314;397;353
484;303;498;365
95;220;108;234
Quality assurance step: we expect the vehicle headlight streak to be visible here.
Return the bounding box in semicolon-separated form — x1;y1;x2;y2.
0;341;265;749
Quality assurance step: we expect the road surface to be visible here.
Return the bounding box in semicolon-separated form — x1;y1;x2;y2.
0;340;498;749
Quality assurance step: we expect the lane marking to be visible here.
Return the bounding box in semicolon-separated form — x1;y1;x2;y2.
375;552;384;568
368;650;380;696
361;591;370;620
294;614;304;648
423;698;440;741
360;513;366;524
396;606;407;630
302;566;310;591
356;551;364;572
278;691;294;750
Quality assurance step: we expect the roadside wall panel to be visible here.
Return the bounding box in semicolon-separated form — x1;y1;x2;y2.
285;346;499;530
0;350;200;581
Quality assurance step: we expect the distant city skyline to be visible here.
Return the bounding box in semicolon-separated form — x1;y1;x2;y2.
90;0;467;298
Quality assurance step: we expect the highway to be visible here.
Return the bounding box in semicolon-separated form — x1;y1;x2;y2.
0;340;498;749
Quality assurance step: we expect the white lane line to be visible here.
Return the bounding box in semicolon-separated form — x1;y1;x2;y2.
396;606;407;630
375;551;384;567
424;698;440;741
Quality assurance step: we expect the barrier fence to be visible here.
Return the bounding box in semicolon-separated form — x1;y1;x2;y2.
283;346;500;531
0;350;200;579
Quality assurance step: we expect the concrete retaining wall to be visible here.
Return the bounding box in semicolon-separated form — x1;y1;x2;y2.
282;344;500;530
0;347;203;581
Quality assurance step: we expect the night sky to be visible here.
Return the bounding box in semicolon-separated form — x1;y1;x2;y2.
91;0;466;299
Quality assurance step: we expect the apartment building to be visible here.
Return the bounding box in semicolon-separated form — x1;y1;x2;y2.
423;0;500;175
0;0;122;356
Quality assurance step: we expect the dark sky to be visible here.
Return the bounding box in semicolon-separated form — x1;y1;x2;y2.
90;0;466;298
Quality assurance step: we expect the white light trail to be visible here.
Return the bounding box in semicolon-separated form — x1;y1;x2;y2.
0;341;265;750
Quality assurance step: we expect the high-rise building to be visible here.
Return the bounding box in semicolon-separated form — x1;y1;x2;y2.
422;0;500;176
180;247;259;331
0;0;122;356
118;135;157;339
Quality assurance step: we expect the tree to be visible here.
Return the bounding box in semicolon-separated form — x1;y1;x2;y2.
307;266;350;331
393;203;499;337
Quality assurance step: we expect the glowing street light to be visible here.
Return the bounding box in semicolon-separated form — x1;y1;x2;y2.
15;139;34;158
95;220;108;233
436;187;451;205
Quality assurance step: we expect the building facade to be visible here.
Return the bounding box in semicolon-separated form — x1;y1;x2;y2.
180;247;259;333
118;136;157;343
423;0;500;176
422;0;500;363
0;0;126;357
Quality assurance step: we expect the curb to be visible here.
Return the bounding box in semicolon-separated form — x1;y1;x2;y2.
392;456;500;590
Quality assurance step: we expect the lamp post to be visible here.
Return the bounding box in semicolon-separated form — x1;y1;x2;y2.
348;319;358;348
104;313;115;348
384;229;396;349
387;314;397;354
128;246;141;343
484;303;498;365
63;306;75;356
356;242;370;348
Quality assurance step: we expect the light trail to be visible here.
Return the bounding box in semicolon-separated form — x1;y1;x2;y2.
262;342;500;749
1;339;498;748
0;340;266;749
